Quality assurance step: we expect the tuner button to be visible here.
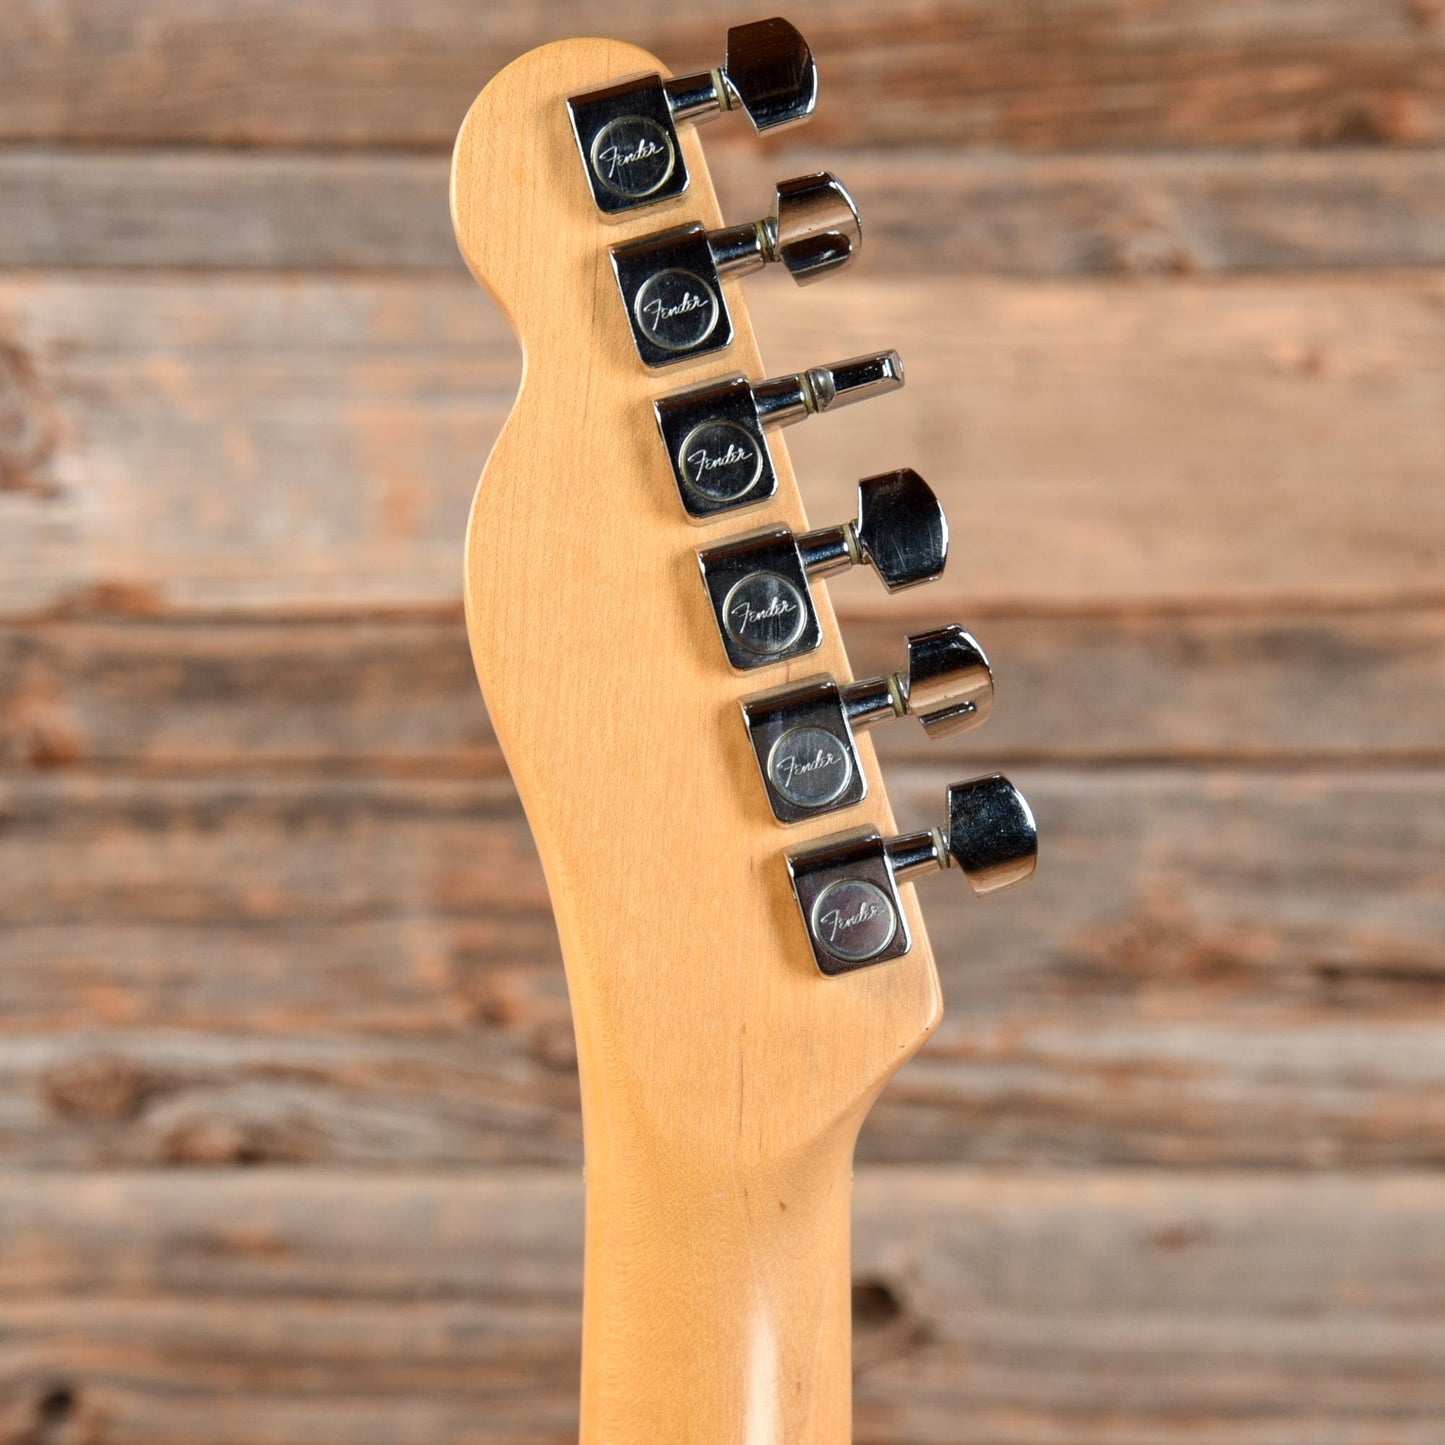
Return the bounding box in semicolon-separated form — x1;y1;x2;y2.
615;172;865;366
805;351;904;413
741;675;869;824
854;469;949;591
752;350;905;429
785;828;912;976
945;776;1038;896
843;625;992;740
572;21;820;217
700;473;948;671
700;472;950;668
697;526;824;671
903;626;993;739
568;80;688;217
788;775;1037;973
722;18;818;132
768;173;863;285
742;626;995;824
657;351;905;522
610;223;733;369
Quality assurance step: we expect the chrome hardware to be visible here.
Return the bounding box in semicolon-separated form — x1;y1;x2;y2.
786;776;1038;975
611;173;862;368
568;19;817;216
701;17;817;131
803;467;948;590
741;627;993;823
654;351;904;520
697;469;947;671
697;531;822;668
709;174;863;285
896;625;994;740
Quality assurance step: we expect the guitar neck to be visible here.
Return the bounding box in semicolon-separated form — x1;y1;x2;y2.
450;24;1036;1445
580;1127;855;1442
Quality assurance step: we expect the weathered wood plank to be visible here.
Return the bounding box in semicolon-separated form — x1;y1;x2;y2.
3;273;1444;615
11;146;1445;277
0;615;495;770
1;769;1441;1168
3;0;1444;151
0;149;462;274
10;1013;1445;1170
5;609;1445;771
0;1170;1442;1444
798;145;1445;278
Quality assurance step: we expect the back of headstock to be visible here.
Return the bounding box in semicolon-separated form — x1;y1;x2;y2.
450;22;1035;1443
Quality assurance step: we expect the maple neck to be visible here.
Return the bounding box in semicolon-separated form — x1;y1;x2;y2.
579;1126;855;1444
449;33;957;1445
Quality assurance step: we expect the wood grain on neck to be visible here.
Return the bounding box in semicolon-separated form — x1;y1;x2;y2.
451;39;941;1444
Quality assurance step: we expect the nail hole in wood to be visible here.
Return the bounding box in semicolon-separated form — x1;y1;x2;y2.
852;1279;903;1329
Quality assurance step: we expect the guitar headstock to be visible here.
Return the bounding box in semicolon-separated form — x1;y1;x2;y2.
449;24;1035;1179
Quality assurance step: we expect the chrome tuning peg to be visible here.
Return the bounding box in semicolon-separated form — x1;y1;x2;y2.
711;17;818;131
569;19;817;216
611;173;862;368
787;776;1039;976
655;352;904;520
741;626;993;823
697;469;947;671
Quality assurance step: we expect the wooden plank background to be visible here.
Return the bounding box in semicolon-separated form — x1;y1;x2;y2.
1;2;1443;1441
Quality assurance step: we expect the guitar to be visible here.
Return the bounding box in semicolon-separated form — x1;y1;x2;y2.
450;20;1036;1442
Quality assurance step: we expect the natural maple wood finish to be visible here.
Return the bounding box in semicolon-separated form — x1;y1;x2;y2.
450;38;940;1445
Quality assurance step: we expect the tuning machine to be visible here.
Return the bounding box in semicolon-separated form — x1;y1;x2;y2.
655;352;904;520
568;19;817;216
787;776;1038;976
697;469;946;670
611;173;862;368
741;627;992;823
